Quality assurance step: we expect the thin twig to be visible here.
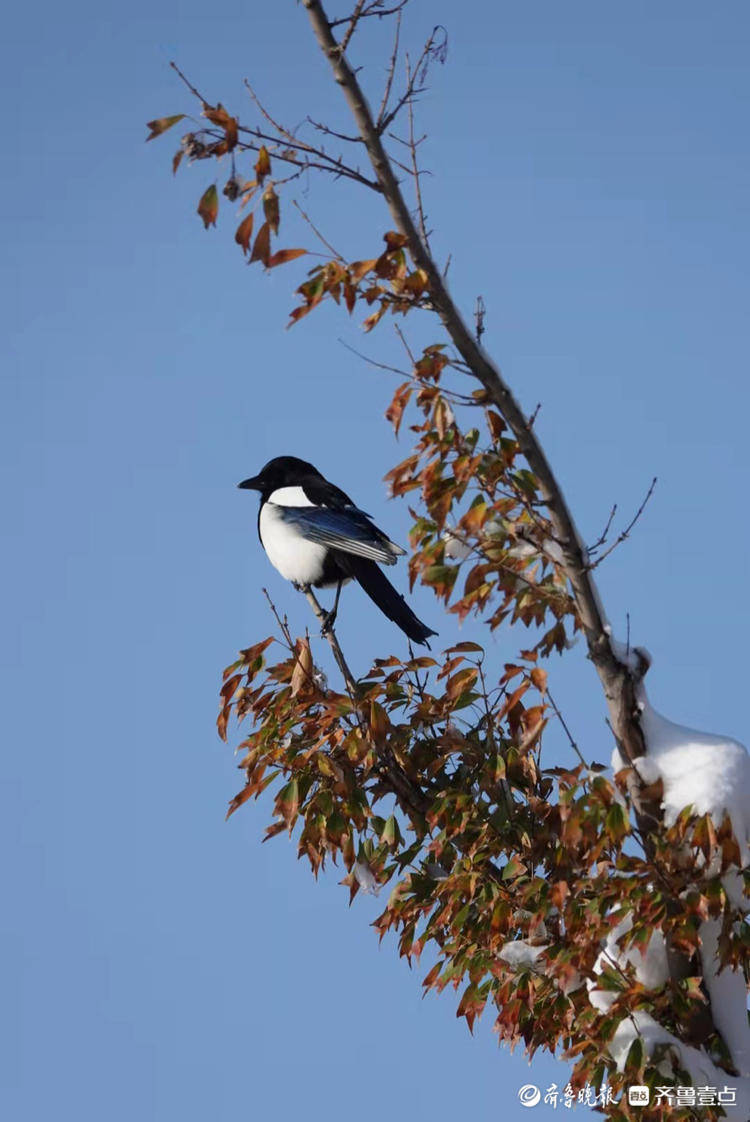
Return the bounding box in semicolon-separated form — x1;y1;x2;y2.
339;0;367;53
588;503;618;554
262;587;295;650
307;116;362;144
376;9;402;128
243;78;299;144
546;687;588;768
170;60;210;105
292;200;345;259
587;478;657;569
329;0;410;31
377;26;440;135
405;54;429;248
393;323;416;365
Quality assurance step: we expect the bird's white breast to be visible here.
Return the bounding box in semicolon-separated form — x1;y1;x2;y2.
259;488;327;585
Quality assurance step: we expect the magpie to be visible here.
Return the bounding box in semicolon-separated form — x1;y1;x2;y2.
238;456;436;646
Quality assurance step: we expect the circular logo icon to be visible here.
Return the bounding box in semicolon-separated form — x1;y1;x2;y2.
518;1084;541;1108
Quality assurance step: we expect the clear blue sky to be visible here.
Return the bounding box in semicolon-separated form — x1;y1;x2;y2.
2;2;749;1119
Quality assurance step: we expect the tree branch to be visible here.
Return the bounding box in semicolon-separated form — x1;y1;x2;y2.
302;0;651;790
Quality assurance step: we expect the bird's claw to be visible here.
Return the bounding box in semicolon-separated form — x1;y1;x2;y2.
320;610;337;636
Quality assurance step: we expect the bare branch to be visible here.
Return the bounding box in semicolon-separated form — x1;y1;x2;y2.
376;9;402;129
377;25;446;134
170;60;210;105
405;54;429;247
338;0;367;54
262;587;295;651
587;477;658;569
292;200;345;260
329;0;410;32
243;77;299;145
588;502;618;554
306;115;362;143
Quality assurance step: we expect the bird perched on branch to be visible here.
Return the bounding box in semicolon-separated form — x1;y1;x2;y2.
238;455;436;646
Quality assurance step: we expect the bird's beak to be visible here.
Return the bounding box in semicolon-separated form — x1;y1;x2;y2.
237;475;262;490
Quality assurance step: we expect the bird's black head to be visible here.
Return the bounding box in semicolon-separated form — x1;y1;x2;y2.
237;455;322;496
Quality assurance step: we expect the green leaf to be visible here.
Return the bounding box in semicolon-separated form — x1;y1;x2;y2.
146;114;185;141
605;801;631;841
197;184;219;229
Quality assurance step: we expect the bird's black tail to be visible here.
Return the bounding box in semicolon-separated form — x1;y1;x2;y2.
338;555;437;646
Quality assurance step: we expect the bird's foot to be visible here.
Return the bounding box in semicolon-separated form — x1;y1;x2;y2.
320;609;337;636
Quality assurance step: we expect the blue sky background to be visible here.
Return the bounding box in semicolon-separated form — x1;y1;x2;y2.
2;2;749;1119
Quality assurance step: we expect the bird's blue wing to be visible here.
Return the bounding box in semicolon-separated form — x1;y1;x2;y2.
276;505;405;565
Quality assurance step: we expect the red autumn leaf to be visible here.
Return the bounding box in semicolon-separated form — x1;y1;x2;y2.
249;221;271;266
487;411;505;441
146;114;185;141
266;248;307;269
234;212;254;255
197;184;219;229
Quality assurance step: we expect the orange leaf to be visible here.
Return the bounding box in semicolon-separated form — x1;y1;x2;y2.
235;212;255;255
203;104;238;150
249;221;271;266
291;638;313;697
384;230;408;250
385;382;412;437
530;667;548;692
239;181;258;210
267;248;307;269
146;114;185;141
262;186;280;234
349;259;377;283
255;146;271;183
287;304;313;328
362;303;386;333
197;184;218;229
